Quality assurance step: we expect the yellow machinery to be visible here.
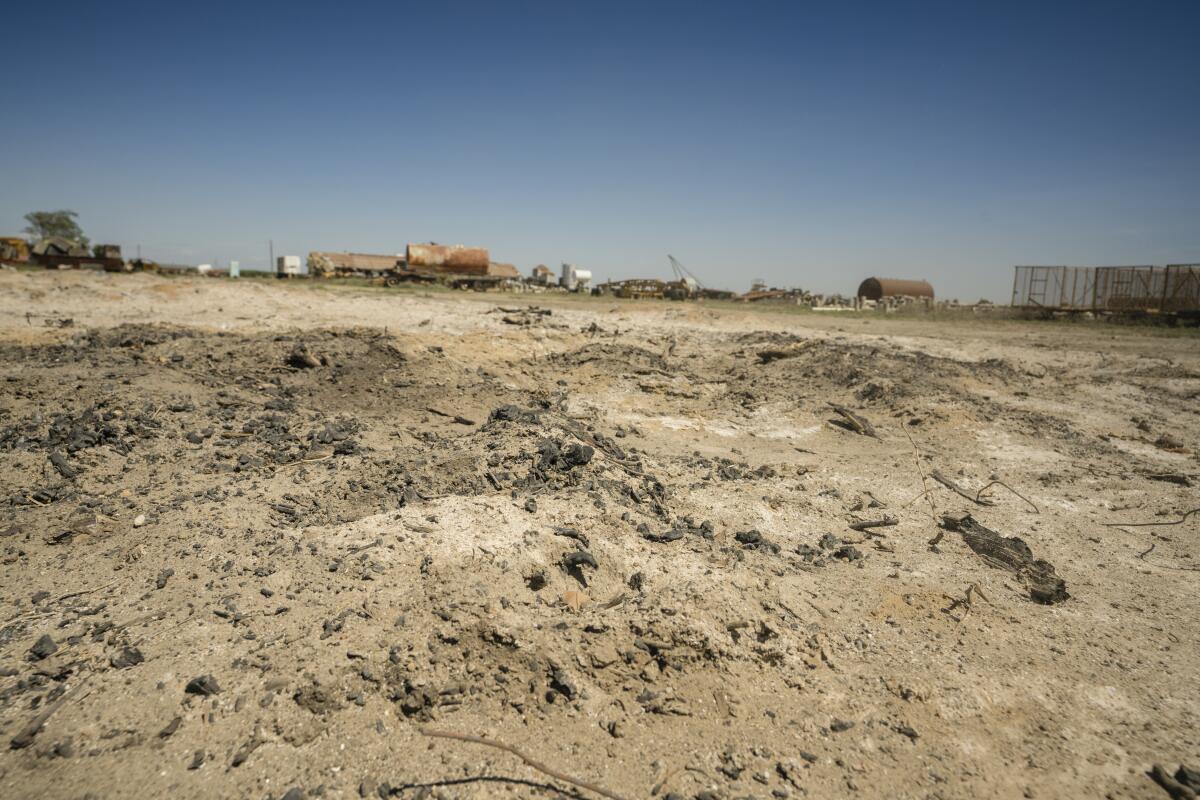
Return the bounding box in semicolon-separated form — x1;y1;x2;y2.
0;237;30;263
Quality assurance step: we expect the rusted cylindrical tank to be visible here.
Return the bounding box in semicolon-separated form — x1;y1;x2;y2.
405;244;490;275
857;278;934;300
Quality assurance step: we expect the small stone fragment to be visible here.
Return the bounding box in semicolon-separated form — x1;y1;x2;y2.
110;647;144;669
185;675;221;696
30;634;57;661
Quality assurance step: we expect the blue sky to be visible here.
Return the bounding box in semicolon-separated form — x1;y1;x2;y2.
2;0;1197;300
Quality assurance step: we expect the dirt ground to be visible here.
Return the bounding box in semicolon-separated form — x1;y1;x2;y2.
0;269;1196;800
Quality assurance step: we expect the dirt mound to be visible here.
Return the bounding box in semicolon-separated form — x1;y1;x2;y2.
0;284;1197;800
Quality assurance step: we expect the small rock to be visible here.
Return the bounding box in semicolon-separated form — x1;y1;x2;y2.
833;545;863;561
29;634;57;661
561;443;595;466
548;664;579;700
735;529;763;545
562;550;598;572
110;647;144;669
1155;433;1185;451
230;739;260;767
830;718;855;732
288;343;322;369
48;450;78;479
185;674;221;696
133;514;146;528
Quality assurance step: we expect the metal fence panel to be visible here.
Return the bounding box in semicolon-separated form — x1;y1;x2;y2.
1163;265;1200;312
1094;266;1160;310
1013;264;1199;314
1012;266;1095;309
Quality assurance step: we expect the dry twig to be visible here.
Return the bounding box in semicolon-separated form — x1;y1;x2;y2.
1103;507;1199;528
942;583;990;620
848;516;898;532
52;580;118;605
827;403;877;438
976;480;1040;513
277;454;334;469
929;469;995;506
903;426;938;522
419;728;631;800
10;677;89;749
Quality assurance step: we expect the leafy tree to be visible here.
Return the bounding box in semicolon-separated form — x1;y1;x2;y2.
23;210;89;247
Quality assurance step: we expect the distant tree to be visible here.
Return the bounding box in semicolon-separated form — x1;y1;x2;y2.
23;210;89;247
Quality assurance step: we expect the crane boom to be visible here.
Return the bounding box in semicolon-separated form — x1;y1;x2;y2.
667;254;705;289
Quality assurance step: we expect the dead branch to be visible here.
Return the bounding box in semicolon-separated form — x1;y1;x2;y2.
426;407;477;425
1103;508;1200;528
52;580;118;605
976;480;1039;513
929;469;995;506
419;728;631;800
901;486;935;508
848;516;898;532
277;454;334;469
827;403;878;438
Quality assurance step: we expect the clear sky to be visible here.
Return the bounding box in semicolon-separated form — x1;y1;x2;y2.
2;0;1197;300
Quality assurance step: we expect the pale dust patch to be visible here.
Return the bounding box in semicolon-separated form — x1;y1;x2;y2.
976;428;1064;466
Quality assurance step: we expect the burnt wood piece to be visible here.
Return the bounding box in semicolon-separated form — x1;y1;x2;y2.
848;516;898;532
940;513;1068;604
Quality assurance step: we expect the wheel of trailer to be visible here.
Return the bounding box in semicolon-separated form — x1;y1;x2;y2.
385;276;401;287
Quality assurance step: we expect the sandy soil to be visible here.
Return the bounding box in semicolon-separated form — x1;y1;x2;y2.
0;269;1196;800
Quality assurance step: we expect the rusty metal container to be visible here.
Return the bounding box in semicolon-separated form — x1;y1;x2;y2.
856;278;934;300
405;243;489;275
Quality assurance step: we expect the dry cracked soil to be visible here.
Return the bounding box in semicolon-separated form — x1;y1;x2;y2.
0;270;1197;800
